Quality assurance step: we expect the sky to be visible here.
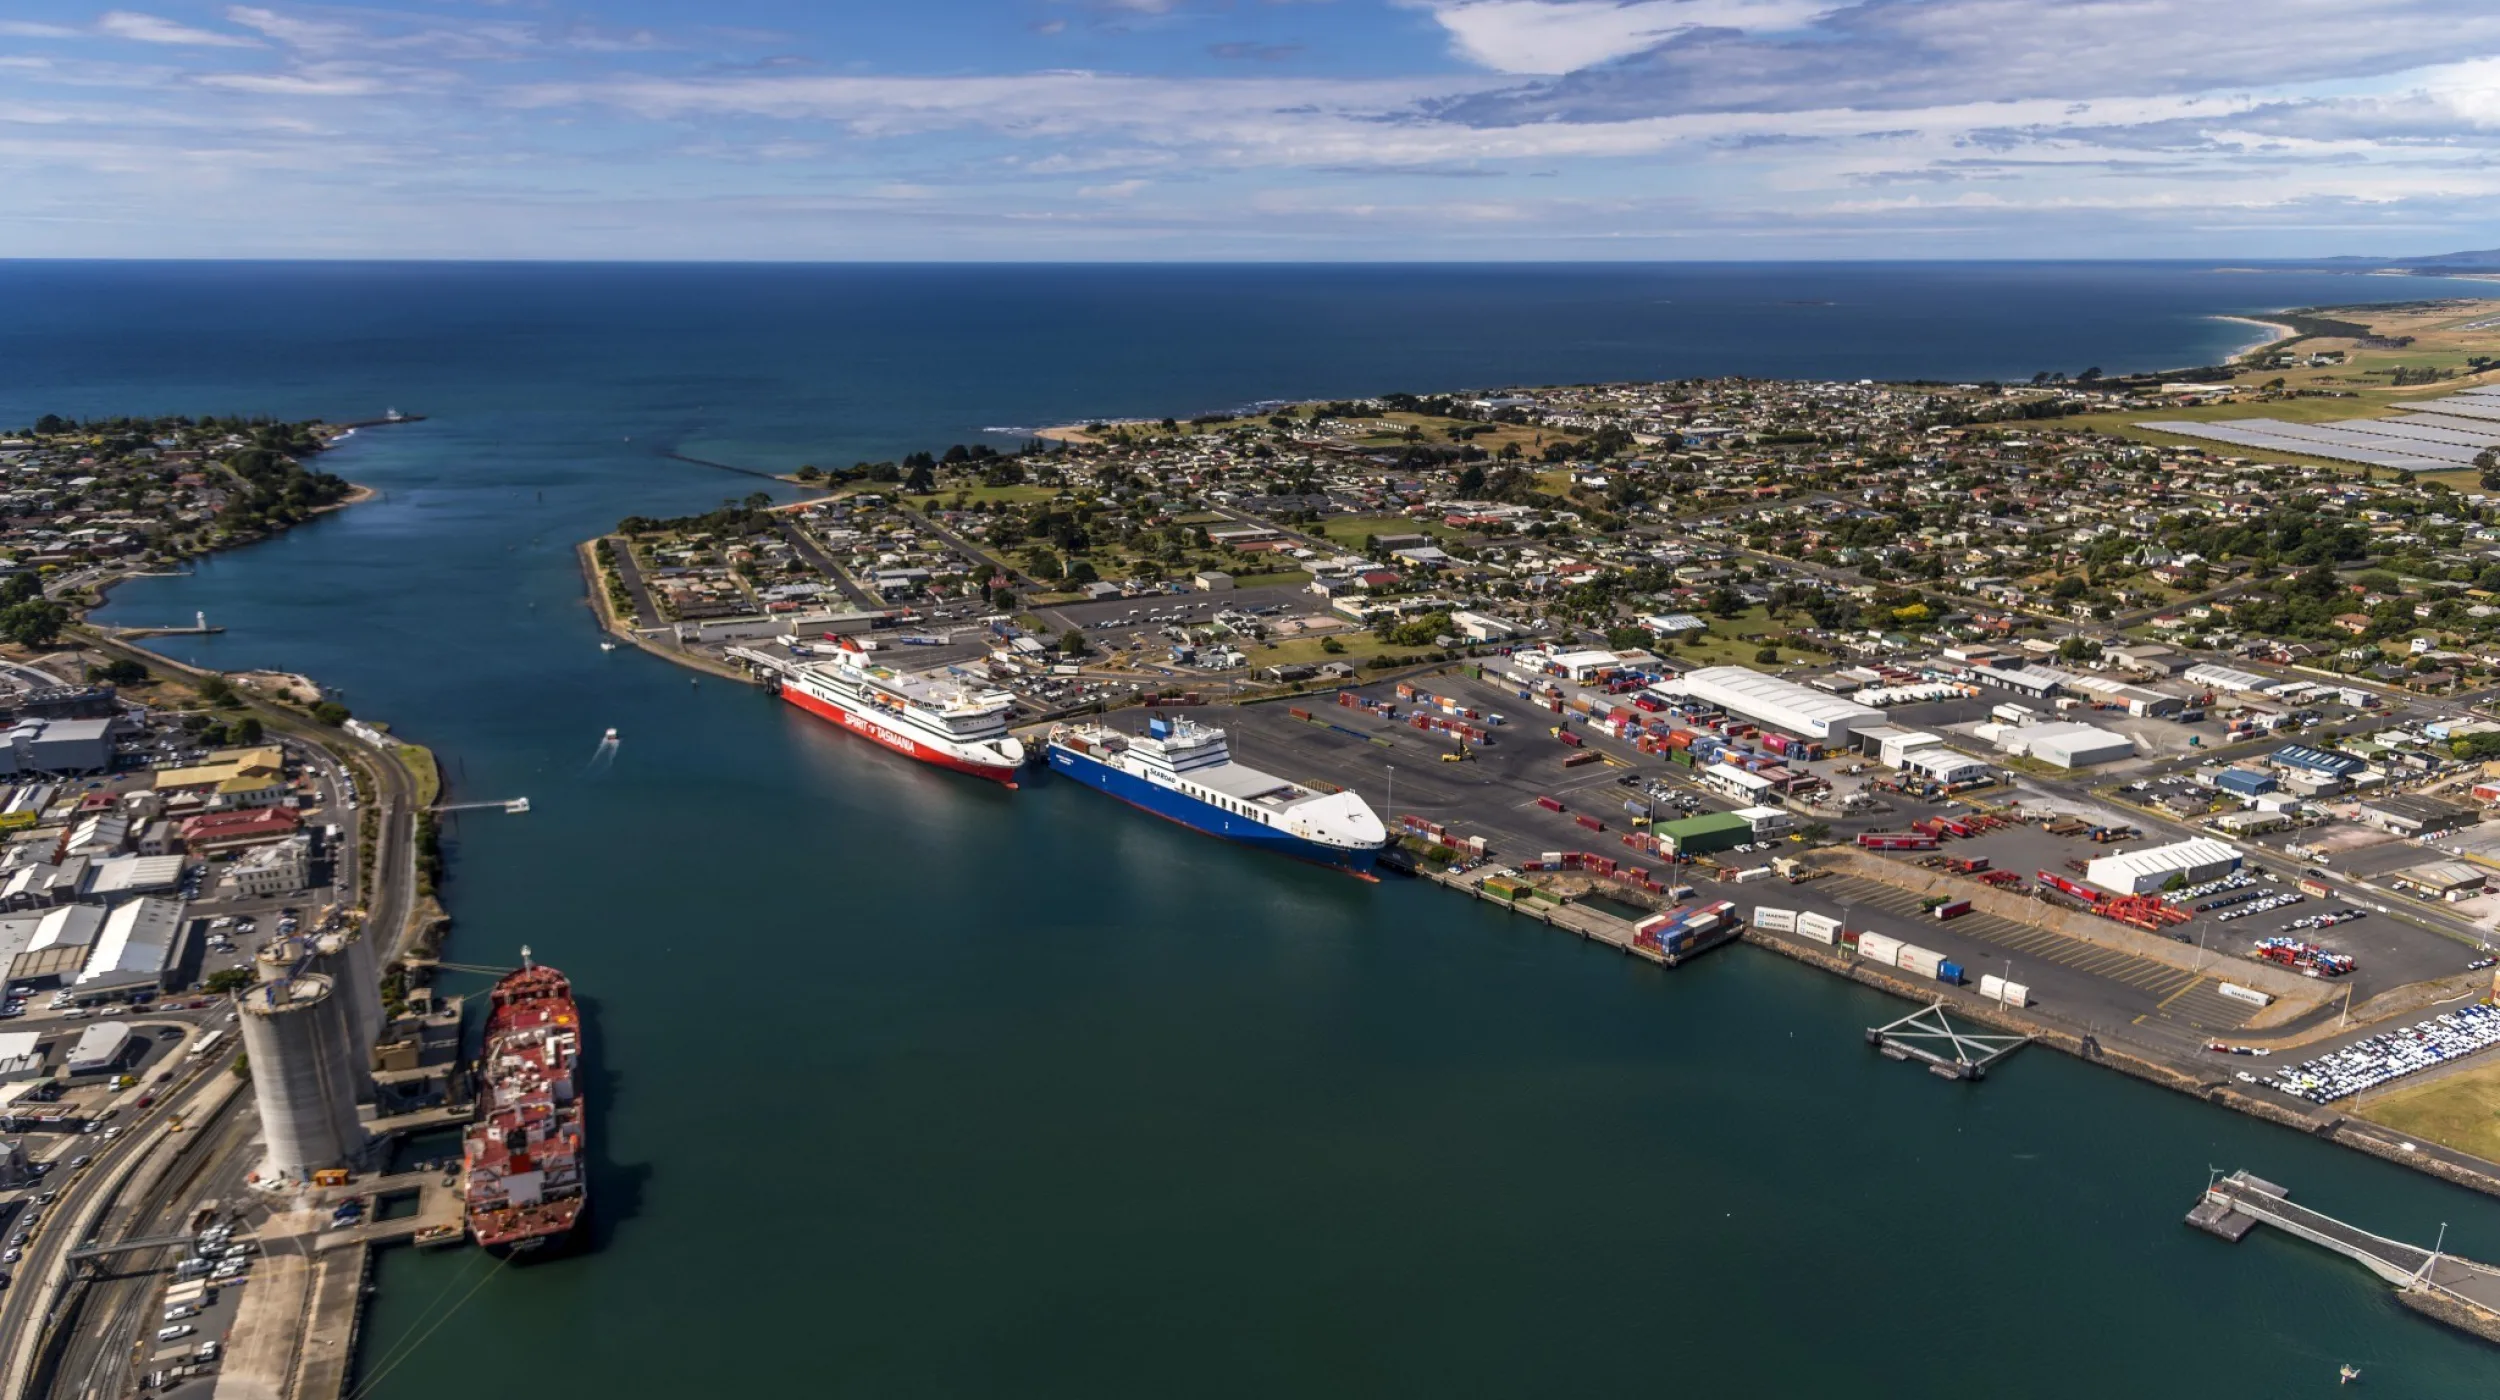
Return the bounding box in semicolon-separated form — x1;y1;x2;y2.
4;0;2500;259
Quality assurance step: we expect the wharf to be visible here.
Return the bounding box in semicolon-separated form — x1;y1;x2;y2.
1416;863;1737;967
221;1171;465;1398
2190;1170;2500;1344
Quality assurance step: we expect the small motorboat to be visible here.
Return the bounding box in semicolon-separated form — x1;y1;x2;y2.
603;728;618;742
599;641;617;652
2340;1364;2359;1385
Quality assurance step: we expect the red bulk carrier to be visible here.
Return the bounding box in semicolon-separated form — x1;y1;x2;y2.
462;947;587;1254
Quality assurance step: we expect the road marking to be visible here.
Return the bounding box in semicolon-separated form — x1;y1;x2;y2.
2154;976;2207;1012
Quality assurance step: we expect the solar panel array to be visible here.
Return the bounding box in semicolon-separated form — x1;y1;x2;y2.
2138;386;2500;471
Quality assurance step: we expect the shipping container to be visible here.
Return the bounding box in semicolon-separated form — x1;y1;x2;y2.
1931;899;1972;921
2297;879;2332;898
1729;866;1774;884
1935;959;1965;986
1576;814;1605;831
1797;912;1840;944
1856;931;1903;966
1897;944;1945;978
2216;982;2273;1008
1535;796;1565;813
1753;906;1799;933
1977;974;2030;1008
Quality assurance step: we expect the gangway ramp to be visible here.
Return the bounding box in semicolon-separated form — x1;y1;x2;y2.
2190;1170;2500;1341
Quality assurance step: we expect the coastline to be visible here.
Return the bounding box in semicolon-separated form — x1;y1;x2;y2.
2215;314;2298;362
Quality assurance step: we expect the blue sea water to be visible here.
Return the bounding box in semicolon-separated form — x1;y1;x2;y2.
2;261;2496;1397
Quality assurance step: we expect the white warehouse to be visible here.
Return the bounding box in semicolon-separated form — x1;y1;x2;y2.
2085;838;2242;895
1662;667;1883;742
1992;721;2136;769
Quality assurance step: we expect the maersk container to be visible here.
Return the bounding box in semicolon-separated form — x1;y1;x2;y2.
1978;974;2030;1008
1753;906;1799;933
1934;959;1965;986
1796;912;1840;944
1856;931;1903;966
1896;944;1945;978
1931;899;1972;921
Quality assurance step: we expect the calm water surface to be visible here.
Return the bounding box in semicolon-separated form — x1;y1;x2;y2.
1;262;2493;1395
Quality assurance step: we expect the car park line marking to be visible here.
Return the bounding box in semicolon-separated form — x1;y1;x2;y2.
2154;976;2207;1013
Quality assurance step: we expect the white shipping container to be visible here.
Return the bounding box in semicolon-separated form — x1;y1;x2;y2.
1977;974;2031;1008
1730;866;1774;884
2217;981;2273;1008
1752;906;1799;933
1797;912;1840;943
1856;931;1903;966
1896;945;1945;978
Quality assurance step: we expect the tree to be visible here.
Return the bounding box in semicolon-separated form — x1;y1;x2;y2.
197;674;237;707
203;967;256;995
89;659;147;686
903;461;936;495
0;574;38;607
225;715;264;746
1455;463;1486;496
1754;645;1780;664
0;600;65;647
312;701;351;726
1058;628;1088;657
2479;447;2500;494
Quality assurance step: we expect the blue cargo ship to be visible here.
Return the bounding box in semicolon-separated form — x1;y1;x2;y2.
1046;716;1390;876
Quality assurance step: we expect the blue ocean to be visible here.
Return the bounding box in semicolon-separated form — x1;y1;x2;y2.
3;261;2495;1398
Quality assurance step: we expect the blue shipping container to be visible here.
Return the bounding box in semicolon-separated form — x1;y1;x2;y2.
1936;960;1964;985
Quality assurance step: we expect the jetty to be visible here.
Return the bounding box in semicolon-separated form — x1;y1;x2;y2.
2190;1170;2500;1343
1866;1001;2030;1080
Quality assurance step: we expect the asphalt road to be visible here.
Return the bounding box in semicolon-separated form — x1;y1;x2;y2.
774;517;881;610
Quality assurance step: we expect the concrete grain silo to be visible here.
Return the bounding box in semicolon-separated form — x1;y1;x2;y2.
314;925;384;1066
238;974;367;1178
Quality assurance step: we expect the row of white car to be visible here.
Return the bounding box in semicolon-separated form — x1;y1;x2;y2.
2214;892;2305;923
2263;1003;2500;1104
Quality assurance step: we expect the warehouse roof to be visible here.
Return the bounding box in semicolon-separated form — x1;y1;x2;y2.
2084;838;2240;888
2270;744;2364;776
2394;860;2486;893
1656;812;1750;837
64;1020;133;1072
75;896;182;986
1669;667;1882;736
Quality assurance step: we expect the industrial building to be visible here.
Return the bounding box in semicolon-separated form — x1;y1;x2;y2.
238;973;368;1178
0;1031;42;1083
1665;666;1882;742
2184;663;2271;693
72;896;186;994
1967;664;2068;699
1901;749;1995;786
2356;794;2479;837
229;834;310;897
1701;762;1777;802
2084;838;2242;895
2392;861;2488;902
1655;811;1752;857
2269;745;2366;780
1990;722;2137;768
1730;805;1796;836
63;1020;136;1077
2213;767;2277;797
0;717;122;776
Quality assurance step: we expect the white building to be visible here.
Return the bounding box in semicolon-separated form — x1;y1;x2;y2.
1992;722;2136;768
0;1031;41;1083
1702;762;1777;801
1731;805;1796;835
63;1020;135;1076
2084;838;2241;895
229;835;310;897
1548;649;1622;682
74;896;185;993
1665;666;1882;742
1449;610;1521;642
1901;749;1994;786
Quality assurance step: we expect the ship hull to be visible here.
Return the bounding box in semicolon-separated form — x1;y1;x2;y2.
778;678;1021;787
1046;744;1378;874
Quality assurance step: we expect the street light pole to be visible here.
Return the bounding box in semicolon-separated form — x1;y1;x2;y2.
1387;764;1395;822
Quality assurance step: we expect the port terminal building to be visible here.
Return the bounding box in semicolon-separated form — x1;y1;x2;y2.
2084;838;2242;895
1657;667;1882;743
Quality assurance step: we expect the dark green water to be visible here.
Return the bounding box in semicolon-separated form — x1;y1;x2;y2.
25;262;2497;1395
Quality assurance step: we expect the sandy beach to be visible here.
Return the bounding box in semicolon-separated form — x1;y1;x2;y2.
2215;313;2297;361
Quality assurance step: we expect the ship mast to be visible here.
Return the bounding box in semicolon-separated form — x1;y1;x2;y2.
520;944;533;969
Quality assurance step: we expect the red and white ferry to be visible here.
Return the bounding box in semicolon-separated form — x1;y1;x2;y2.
774;641;1026;785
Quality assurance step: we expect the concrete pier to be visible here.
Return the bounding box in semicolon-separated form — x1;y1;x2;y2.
2191;1170;2500;1344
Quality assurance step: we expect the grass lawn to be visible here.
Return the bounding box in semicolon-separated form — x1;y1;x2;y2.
2357;1055;2500;1161
910;483;1069;508
394;744;441;808
1318;514;1457;546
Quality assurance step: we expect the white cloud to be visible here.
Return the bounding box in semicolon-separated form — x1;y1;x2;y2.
0;21;83;39
1409;0;1835;75
96;10;259;48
